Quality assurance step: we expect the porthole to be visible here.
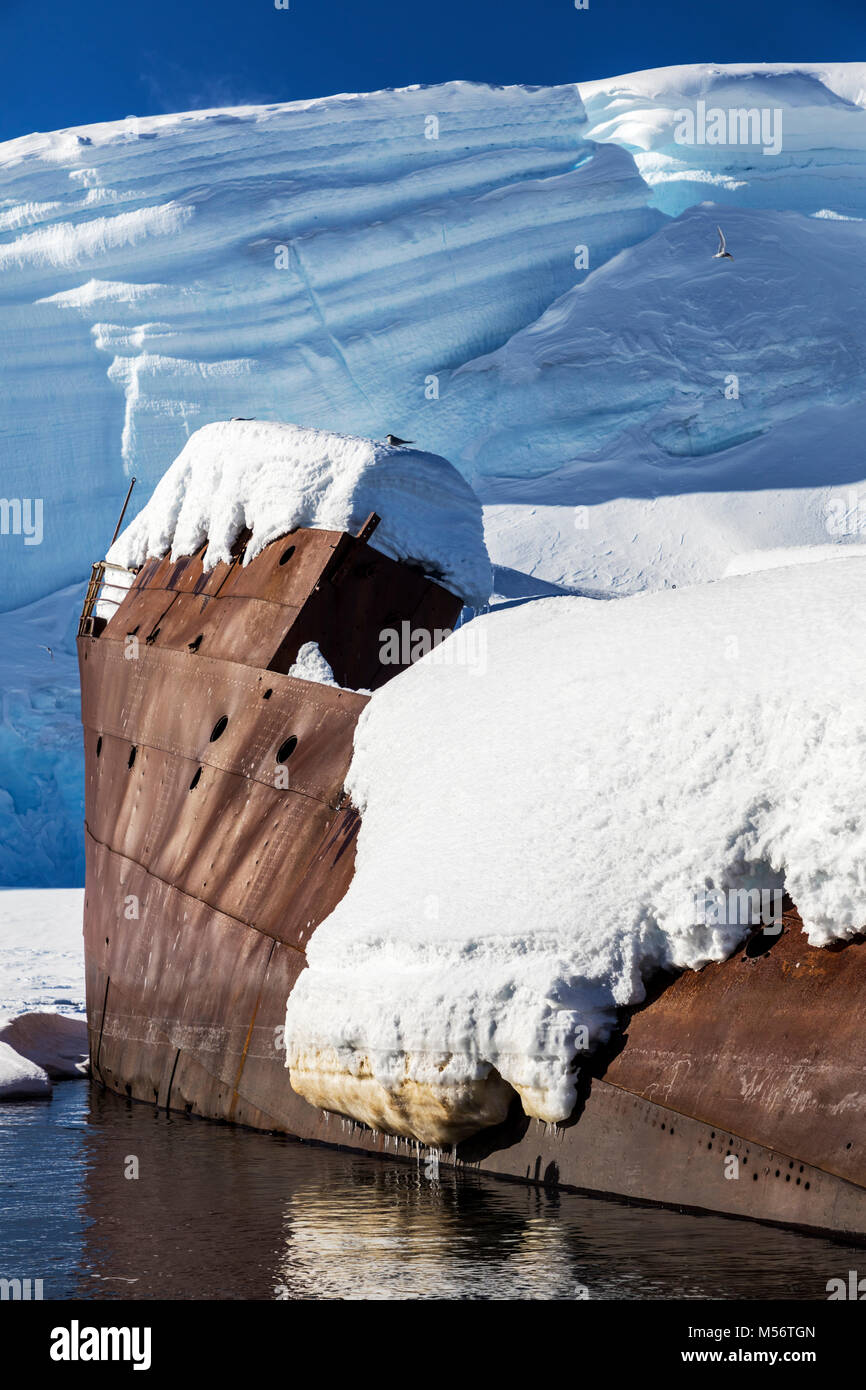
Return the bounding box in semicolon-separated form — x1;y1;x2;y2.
276;735;298;764
96;736;103;757
189;767;202;791
263;688;273;700
128;746;137;769
210;716;228;742
279;545;296;566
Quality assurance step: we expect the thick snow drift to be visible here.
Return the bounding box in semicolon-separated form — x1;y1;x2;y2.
285;557;866;1142
108;420;492;606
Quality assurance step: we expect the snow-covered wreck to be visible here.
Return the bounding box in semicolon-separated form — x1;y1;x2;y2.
79;420;866;1239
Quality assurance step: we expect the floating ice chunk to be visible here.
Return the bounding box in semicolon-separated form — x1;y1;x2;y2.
0;1040;51;1099
0;1012;88;1079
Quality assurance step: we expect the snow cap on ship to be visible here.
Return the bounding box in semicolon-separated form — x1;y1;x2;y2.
108;420;492;607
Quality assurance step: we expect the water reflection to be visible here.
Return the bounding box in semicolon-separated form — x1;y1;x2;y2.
0;1081;860;1300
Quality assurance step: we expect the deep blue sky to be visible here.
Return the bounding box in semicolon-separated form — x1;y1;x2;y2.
1;0;863;142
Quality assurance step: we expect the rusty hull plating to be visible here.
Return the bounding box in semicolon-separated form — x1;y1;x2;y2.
79;527;866;1239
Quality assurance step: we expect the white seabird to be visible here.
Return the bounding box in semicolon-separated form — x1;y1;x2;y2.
714;225;734;261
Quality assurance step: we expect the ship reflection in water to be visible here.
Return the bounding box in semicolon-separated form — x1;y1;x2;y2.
1;1081;860;1301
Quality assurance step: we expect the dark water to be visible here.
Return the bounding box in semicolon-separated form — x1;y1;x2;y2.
0;1081;860;1300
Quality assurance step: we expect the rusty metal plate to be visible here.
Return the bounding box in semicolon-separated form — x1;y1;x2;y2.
84;834;292;1104
80;639;365;801
217;528;343;606
124;590;304;670
106;526;464;692
604;903;866;1189
132;543;236;597
102;585;179;644
85;736;340;941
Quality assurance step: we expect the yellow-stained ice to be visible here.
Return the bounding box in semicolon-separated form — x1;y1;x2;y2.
288;1045;515;1146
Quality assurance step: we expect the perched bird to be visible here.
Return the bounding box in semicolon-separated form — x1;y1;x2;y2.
231;417;255;422
713;226;734;261
385;434;414;447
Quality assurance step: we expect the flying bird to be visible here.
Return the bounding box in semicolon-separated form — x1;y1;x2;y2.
39;645;54;660
385;434;414;447
714;226;734;261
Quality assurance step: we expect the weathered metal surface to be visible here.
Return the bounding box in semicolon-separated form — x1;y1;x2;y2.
604;903;866;1190
109;525;461;690
79;524;866;1238
81;642;362;802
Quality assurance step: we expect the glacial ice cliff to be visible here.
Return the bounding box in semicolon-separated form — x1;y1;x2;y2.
3;63;866;888
0;79;658;613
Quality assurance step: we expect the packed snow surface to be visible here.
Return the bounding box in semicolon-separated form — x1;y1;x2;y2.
108;420;492;606
0;889;85;1015
286;558;866;1132
449;204;866;593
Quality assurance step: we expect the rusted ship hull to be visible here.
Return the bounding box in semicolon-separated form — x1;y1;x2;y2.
79;529;866;1239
